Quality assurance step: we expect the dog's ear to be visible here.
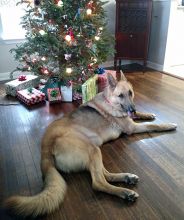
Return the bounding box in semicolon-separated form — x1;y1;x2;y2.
120;70;127;81
107;72;117;90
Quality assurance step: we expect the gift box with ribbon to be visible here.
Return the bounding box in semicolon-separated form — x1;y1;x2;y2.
17;87;45;105
47;88;62;103
5;75;40;97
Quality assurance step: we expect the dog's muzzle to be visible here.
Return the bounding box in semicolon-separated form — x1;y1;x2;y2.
128;104;136;113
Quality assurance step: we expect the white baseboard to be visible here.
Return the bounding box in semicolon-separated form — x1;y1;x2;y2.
147;61;164;72
101;60;143;68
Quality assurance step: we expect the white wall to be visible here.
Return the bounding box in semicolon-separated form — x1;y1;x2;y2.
0;43;19;72
164;0;184;70
148;0;171;71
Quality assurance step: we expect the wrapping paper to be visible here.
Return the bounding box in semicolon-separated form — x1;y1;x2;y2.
5;75;40;97
17;88;45;105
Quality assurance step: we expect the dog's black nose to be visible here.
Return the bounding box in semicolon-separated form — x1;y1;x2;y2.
128;105;136;113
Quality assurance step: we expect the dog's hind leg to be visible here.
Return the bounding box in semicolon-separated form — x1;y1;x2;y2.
103;168;139;185
88;147;139;202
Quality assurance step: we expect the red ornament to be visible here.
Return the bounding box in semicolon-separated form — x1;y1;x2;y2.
48;19;54;24
39;67;50;75
68;28;74;40
88;64;93;69
87;1;94;9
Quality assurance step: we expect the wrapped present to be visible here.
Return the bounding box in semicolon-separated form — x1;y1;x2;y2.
60;85;73;102
41;77;59;98
47;88;62;103
82;75;98;104
5;75;40;97
17;88;46;105
97;70;117;92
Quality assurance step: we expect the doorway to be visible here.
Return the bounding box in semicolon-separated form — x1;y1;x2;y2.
164;0;184;79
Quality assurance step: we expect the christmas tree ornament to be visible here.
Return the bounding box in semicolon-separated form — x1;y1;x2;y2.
69;29;74;39
64;54;72;61
40;67;49;75
43;68;49;74
62;15;67;20
33;57;38;63
75;8;82;19
55;0;63;7
48;19;54;24
87;0;94;8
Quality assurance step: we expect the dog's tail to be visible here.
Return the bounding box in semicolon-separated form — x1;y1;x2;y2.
4;139;67;217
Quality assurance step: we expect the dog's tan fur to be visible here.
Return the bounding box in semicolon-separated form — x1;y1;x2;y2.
4;72;177;217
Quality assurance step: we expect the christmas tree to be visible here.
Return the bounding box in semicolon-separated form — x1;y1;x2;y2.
10;0;114;91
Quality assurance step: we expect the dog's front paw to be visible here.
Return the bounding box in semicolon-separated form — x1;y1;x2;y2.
124;174;139;185
167;123;177;130
149;113;156;120
121;190;139;202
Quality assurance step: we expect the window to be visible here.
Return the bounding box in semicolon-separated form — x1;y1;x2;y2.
0;1;26;40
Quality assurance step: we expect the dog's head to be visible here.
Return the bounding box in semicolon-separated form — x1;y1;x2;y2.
106;71;136;115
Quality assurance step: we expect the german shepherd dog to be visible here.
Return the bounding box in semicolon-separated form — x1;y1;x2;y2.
4;72;177;217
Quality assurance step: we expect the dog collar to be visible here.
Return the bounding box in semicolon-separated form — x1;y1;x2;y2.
103;94;112;105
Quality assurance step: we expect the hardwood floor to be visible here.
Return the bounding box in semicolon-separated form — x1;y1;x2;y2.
0;71;184;220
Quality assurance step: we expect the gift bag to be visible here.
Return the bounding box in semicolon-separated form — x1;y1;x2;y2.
82;75;98;103
60;85;73;102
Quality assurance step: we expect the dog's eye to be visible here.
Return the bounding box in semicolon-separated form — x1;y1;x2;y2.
118;94;124;98
129;90;133;96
